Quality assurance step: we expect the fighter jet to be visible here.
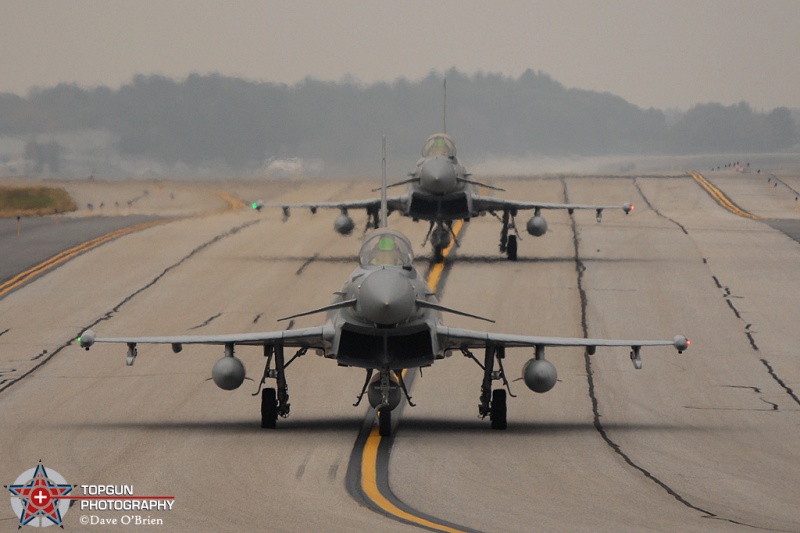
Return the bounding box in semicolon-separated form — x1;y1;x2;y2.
79;141;686;436
265;84;633;261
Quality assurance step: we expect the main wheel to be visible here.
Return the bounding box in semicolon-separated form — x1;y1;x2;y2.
378;407;392;436
506;235;518;261
490;389;507;430
434;246;445;263
261;387;277;428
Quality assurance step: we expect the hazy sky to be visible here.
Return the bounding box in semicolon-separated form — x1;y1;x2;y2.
3;0;799;110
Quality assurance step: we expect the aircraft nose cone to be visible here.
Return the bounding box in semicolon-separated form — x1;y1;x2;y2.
419;158;458;194
356;269;416;325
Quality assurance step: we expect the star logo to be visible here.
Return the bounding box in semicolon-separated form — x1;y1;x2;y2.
5;462;74;528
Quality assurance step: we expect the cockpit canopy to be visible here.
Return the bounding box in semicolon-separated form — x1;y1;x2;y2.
422;133;457;158
359;230;414;267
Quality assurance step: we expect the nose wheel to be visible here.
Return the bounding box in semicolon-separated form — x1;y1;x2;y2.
378;407;392;436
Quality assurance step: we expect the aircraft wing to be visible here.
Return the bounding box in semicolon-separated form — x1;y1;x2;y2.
472;194;632;214
265;196;407;213
79;325;334;350
437;325;688;354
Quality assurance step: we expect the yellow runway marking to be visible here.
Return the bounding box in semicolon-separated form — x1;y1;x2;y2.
361;427;468;533
687;171;762;220
361;219;471;533
426;220;464;292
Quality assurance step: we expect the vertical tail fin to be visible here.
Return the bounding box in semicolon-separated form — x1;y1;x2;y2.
380;135;388;228
442;78;447;134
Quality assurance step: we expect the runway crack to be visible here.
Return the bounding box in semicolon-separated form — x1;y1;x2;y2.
761;359;800;408
633;178;689;235
295;253;319;275
189;313;222;330
564;177;763;528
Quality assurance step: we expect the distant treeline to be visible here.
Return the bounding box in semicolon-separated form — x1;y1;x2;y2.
0;69;796;177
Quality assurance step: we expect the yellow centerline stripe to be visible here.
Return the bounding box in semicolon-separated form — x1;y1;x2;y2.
687;171;762;220
361;427;467;533
427;220;464;292
361;219;469;533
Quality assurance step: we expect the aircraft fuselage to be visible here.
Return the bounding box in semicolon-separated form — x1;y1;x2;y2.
305;230;445;370
403;152;475;221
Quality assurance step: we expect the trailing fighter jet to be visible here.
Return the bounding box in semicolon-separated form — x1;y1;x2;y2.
79;140;686;436
264;83;633;261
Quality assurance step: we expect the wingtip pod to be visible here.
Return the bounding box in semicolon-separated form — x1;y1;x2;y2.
78;329;95;350
674;335;689;353
623;203;634;214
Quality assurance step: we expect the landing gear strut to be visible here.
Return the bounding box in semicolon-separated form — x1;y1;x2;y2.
498;209;520;261
255;344;307;428
423;220;459;263
357;368;415;437
462;344;515;430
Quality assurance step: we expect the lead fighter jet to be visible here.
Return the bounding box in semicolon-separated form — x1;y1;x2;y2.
80;141;686;436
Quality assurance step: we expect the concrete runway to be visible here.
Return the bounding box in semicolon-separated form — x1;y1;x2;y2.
1;215;161;286
1;172;799;531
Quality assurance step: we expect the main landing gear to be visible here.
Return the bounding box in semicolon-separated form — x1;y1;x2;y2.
462;344;515;430
497;209;520;261
254;344;307;429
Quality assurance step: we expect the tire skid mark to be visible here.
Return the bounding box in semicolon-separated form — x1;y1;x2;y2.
564;177;765;529
0;219;262;395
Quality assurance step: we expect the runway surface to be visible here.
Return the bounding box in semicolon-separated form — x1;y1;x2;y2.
1;215;160;286
1;171;799;531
